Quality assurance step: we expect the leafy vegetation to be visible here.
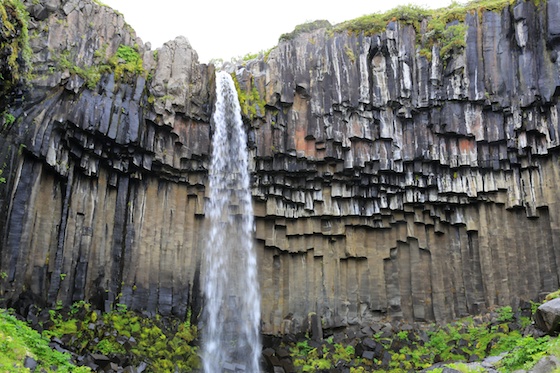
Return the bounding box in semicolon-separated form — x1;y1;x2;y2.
498;335;553;371
0;309;91;372
286;302;560;373
2;111;15;126
1;110;17;132
56;43;144;89
109;44;144;79
40;302;200;372
2;291;560;373
290;339;358;372
0;301;200;372
241;47;275;62
57;49;110;89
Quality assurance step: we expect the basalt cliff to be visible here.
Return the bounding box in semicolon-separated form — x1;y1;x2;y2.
1;0;560;335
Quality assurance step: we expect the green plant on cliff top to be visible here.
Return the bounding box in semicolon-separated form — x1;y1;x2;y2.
333;4;429;36
333;0;521;61
109;44;144;79
280;19;332;41
57;43;144;89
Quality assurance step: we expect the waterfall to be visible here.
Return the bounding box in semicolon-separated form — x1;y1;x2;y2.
202;71;261;373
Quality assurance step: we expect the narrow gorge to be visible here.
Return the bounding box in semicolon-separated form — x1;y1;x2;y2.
1;0;560;336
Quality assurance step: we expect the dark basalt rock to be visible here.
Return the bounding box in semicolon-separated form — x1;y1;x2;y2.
534;298;560;335
0;0;559;336
24;356;38;371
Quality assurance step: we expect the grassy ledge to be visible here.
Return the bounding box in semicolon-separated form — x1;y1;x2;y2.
280;0;542;61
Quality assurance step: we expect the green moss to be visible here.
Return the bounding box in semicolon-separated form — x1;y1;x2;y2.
58;49;110;89
93;42;109;61
332;0;521;61
279;19;332;41
333;4;429;36
0;309;91;372
109;44;144;79
56;43;144;89
0;0;33;96
40;302;200;372
545;289;560;302
344;45;356;63
92;0;108;6
232;73;266;120
291;341;333;372
242;51;260;61
447;362;486;372
2;111;15;126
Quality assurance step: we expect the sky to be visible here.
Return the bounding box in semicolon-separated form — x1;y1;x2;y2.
101;0;454;63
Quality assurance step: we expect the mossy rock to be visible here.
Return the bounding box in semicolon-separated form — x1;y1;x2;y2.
279;19;332;41
0;0;32;106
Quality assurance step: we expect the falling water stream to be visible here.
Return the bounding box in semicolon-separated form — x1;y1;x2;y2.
203;71;261;373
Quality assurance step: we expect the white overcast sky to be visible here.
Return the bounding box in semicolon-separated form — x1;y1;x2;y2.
101;0;454;63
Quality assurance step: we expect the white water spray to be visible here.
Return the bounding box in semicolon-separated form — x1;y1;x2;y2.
203;71;261;373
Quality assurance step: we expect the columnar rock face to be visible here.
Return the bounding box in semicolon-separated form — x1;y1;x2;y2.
1;0;560;334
